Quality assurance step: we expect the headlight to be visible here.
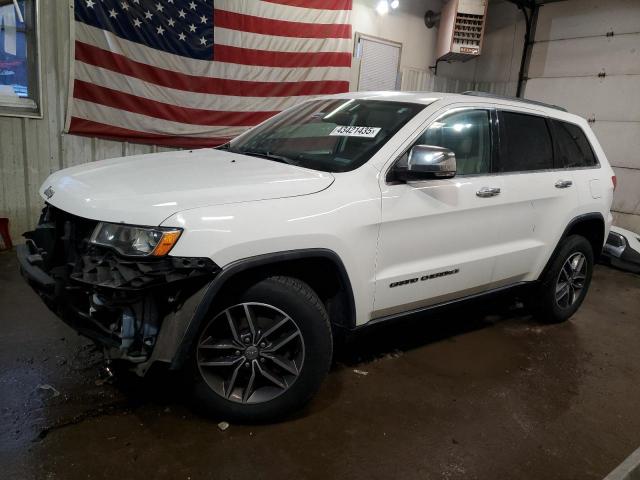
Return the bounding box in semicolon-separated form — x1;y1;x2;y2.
90;222;182;257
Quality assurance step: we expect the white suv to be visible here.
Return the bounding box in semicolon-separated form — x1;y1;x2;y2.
18;91;615;420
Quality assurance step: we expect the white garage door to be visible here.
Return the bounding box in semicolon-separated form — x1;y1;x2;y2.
356;35;402;92
524;0;640;231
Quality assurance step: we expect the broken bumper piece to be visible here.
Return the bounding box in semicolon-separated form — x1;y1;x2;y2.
18;206;219;369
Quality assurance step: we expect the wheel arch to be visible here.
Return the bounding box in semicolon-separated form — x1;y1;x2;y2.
170;248;356;370
539;212;605;281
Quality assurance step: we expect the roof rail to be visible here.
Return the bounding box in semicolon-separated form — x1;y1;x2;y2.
461;91;568;112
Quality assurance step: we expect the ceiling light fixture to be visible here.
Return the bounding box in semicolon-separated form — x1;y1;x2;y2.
376;0;390;15
390;0;400;9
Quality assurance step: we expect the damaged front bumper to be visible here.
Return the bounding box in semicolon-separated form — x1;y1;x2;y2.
18;205;219;374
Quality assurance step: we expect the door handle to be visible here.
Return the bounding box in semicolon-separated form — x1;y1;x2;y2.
555;179;573;189
476;186;501;198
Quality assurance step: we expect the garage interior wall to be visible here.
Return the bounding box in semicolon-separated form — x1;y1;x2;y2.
0;0;459;243
525;0;640;232
437;0;525;96
0;3;176;244
4;0;636;242
438;0;640;232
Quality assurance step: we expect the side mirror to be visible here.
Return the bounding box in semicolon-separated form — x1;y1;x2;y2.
394;145;456;181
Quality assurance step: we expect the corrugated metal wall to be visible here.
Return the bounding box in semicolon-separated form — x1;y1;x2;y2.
0;3;175;243
400;67;509;97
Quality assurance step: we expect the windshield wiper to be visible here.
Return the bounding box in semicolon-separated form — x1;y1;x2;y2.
237;150;297;165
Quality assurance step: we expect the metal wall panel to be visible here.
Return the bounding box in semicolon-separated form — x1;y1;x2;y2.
525;0;640;231
533;0;640;42
525;76;640;122
591;122;640;170
529;33;640;78
611;167;640;215
399;67;499;96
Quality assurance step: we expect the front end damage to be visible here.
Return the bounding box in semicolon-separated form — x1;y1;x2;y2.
17;205;219;372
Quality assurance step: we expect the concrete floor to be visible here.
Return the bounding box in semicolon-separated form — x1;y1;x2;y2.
1;250;640;480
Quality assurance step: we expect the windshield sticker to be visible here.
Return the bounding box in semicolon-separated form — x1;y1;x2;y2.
329;126;381;138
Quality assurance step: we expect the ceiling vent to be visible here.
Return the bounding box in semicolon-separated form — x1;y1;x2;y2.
435;0;488;62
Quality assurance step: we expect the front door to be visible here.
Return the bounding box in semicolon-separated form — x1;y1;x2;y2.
372;107;534;319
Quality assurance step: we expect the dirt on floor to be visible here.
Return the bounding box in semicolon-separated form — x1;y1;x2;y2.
1;249;640;480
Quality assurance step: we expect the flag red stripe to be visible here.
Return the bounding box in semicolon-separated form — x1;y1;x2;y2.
215;45;351;68
213;9;352;39
75;42;350;96
262;0;353;10
74;80;279;126
70;117;230;147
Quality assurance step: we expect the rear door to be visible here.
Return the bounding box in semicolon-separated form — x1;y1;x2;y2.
549;118;604;215
491;110;579;282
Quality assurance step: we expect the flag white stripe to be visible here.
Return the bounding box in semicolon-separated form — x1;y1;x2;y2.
75;61;317;112
72;99;249;137
215;27;351;53
216;0;350;25
76;22;351;83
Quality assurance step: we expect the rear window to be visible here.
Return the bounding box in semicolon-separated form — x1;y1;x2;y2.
498;111;554;172
551;120;598;168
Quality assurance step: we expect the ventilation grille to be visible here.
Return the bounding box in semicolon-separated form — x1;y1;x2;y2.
452;13;484;47
435;0;488;62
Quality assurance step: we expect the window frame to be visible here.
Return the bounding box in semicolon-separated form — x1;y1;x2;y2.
385;106;499;183
0;0;42;118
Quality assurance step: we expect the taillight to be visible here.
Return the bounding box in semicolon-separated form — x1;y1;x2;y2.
612;175;617;190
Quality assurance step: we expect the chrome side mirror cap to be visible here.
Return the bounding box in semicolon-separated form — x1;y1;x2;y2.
394;145;457;181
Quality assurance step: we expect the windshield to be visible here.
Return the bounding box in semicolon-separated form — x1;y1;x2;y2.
226;99;425;172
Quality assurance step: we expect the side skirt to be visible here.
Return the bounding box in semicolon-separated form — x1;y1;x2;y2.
352;281;531;332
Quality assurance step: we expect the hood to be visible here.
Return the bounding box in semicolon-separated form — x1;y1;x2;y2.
40;149;335;225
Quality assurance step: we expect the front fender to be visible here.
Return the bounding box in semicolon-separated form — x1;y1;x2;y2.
167;248;355;370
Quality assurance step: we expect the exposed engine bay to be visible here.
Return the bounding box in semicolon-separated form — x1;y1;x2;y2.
18;205;219;365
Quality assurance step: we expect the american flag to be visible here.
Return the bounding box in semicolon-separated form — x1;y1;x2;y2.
68;0;353;147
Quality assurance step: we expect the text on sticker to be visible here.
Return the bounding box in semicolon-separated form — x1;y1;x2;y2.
329;126;381;138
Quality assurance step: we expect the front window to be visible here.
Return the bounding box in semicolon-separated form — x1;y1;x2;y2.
0;0;40;117
413;109;492;176
226;99;425;173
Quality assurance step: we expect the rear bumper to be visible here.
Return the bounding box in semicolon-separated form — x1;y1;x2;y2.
602;229;640;274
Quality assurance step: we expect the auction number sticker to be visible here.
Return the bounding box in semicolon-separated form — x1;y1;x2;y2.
329;126;381;138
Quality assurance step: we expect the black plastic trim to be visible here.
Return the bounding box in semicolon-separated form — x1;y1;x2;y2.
170;248;356;370
16;243;56;288
461;91;565;112
354;281;529;332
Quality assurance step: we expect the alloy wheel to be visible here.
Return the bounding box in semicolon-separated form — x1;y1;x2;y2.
555;252;587;309
197;302;305;404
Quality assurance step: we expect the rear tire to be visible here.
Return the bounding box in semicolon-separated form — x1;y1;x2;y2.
533;235;594;324
189;276;332;422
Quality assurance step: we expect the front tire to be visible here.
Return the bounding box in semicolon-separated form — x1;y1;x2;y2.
533;235;594;323
190;276;332;422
